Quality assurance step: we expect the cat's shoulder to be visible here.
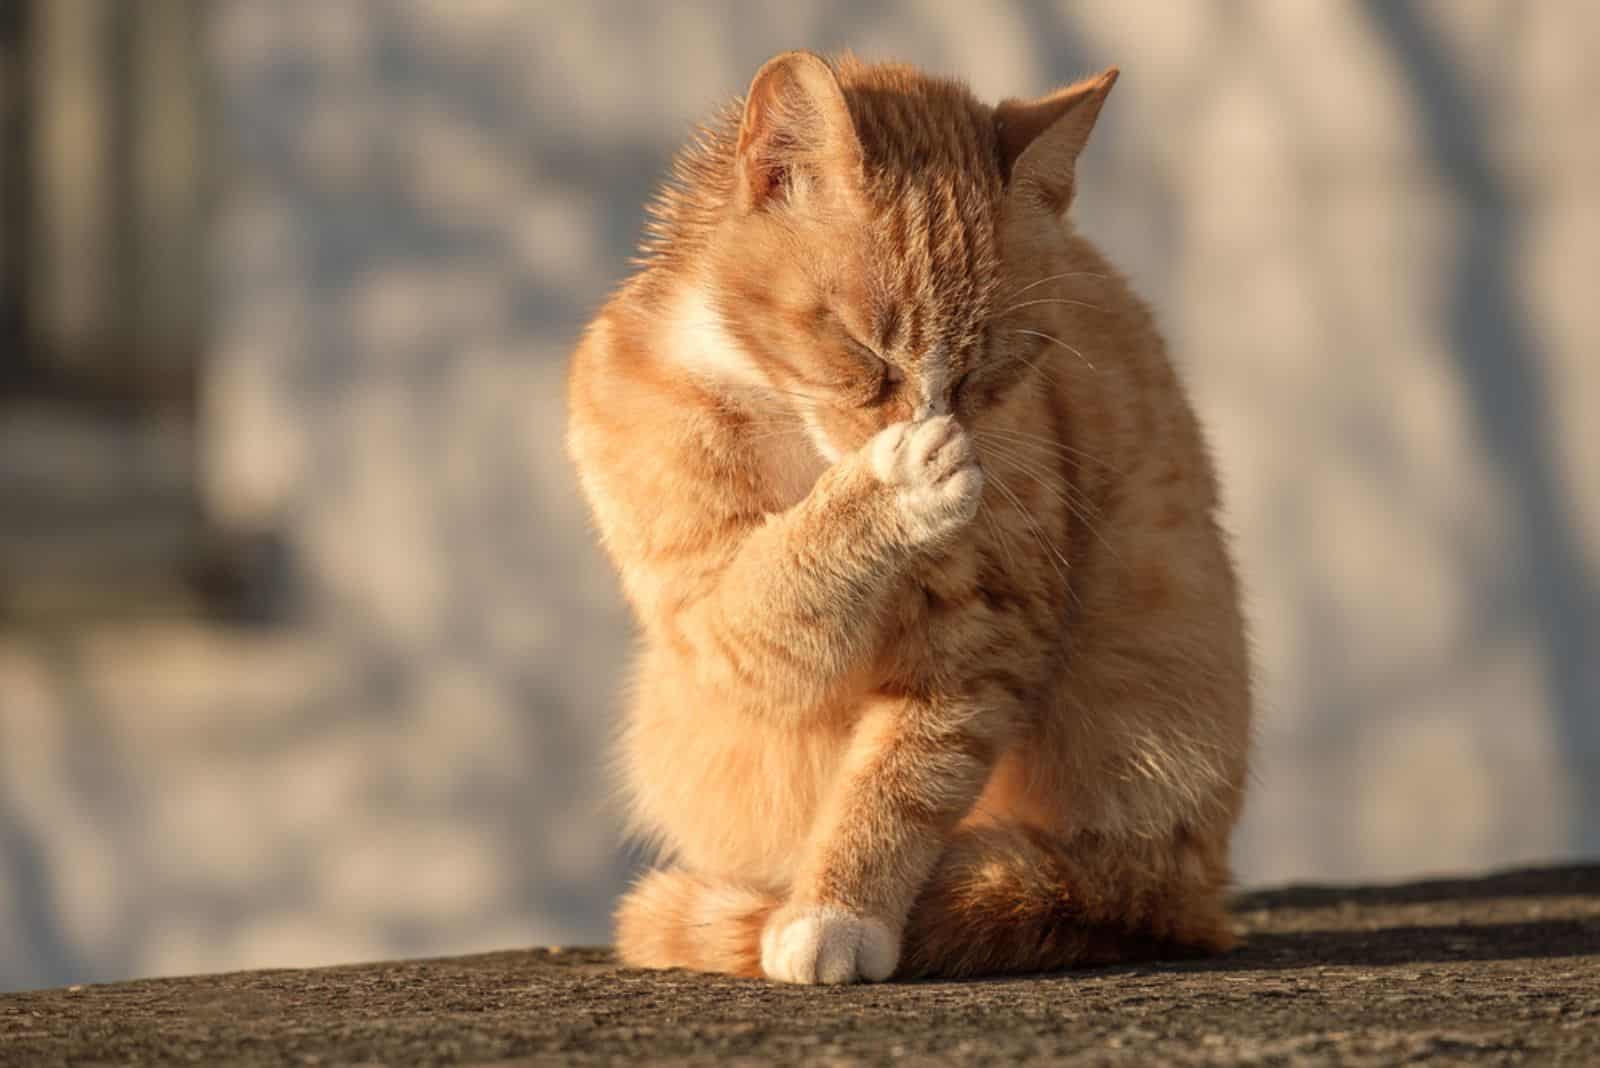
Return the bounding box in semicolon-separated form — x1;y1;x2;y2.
568;285;752;474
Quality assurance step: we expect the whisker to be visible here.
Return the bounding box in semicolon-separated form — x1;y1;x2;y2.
975;428;1123;476
997;296;1107;318
1013;327;1096;372
988;471;1082;611
984;467;1072;589
977;438;1104;518
980;500;1019;576
996;345;1053;382
980;442;1120;562
978;439;1103;524
1000;269;1107;304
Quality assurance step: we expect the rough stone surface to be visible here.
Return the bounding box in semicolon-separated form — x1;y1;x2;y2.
2;865;1597;1066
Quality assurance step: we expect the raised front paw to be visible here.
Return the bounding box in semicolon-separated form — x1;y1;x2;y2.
868;415;983;549
760;904;899;985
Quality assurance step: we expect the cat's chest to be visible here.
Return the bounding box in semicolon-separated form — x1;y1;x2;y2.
883;549;997;659
878;532;1068;692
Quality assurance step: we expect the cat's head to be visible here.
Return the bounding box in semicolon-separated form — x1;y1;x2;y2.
688;52;1117;459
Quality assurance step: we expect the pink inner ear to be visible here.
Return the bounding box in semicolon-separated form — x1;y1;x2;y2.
739;123;788;206
735;55;826;211
734;52;863;213
735;79;794;210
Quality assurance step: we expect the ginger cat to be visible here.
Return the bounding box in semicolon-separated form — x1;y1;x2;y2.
566;52;1252;984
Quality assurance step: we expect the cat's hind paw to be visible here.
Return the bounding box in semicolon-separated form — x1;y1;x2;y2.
760;904;899;985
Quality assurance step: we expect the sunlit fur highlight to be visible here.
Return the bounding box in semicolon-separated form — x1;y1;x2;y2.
568;52;1252;982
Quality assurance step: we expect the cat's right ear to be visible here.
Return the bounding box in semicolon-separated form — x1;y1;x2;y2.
734;51;863;214
996;67;1118;215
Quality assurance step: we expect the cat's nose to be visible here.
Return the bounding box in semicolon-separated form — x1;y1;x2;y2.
911;356;952;419
912;384;949;420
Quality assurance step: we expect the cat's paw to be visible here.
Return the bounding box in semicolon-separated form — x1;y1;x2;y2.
760;904;899;985
869;416;983;548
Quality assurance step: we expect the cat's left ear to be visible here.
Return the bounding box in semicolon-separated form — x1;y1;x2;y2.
734;51;864;213
996;67;1118;214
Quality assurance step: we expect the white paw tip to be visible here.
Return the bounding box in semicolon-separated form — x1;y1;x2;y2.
761;906;899;985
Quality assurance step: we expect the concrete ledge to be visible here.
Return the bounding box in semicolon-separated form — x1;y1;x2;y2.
3;865;1597;1066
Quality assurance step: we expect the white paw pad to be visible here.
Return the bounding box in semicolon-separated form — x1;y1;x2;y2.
760;905;899;985
867;416;983;548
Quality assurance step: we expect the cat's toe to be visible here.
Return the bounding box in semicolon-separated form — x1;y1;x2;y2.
760;905;899;985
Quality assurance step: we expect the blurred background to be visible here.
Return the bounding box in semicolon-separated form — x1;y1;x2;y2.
1;1;1595;993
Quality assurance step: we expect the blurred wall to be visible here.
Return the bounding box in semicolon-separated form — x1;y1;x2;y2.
1;1;1596;992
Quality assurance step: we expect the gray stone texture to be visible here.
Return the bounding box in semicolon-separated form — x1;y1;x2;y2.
2;865;1597;1067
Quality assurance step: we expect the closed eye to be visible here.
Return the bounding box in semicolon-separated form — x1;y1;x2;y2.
842;333;901;406
864;356;903;406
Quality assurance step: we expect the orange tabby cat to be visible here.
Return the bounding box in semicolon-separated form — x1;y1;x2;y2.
566;52;1252;983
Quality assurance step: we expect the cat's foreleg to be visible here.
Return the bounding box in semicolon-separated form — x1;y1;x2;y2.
669;415;982;719
760;689;1013;984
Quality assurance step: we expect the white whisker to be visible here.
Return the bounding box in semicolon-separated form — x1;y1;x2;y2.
977;437;1104;518
1013;328;1096;372
980;441;1120;562
975;428;1123;476
984;467;1073;595
980;500;1019;577
999;269;1107;304
997;296;1108;318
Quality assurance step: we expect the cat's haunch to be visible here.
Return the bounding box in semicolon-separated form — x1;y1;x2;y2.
567;52;1251;984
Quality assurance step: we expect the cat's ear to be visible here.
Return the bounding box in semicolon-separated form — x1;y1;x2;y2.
734;51;863;213
995;67;1118;213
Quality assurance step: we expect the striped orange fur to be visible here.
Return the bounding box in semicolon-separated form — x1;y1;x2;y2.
567;52;1252;983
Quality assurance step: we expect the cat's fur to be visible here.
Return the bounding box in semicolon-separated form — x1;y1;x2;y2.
566;52;1252;983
